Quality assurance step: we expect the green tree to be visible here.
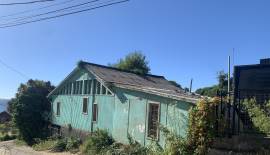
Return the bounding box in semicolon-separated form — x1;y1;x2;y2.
195;71;233;97
9;79;55;145
111;52;150;75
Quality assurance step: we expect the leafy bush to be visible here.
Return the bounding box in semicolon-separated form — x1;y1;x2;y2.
119;134;147;154
159;126;189;155
66;137;81;153
242;99;270;134
186;98;220;155
80;130;114;154
0;134;16;141
50;139;67;152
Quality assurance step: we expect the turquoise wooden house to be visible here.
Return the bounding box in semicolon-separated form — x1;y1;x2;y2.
47;61;199;146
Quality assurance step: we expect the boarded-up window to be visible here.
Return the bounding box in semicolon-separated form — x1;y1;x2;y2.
56;102;60;116
92;103;98;122
83;98;88;114
147;103;160;139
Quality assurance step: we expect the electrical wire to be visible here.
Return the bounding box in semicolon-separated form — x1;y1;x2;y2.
0;0;129;28
0;59;29;79
0;0;54;6
0;0;100;25
0;0;76;20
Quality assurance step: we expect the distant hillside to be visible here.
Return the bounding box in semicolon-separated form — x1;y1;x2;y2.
0;99;9;112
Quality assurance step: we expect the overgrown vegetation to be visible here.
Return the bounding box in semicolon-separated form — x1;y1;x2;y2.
79;98;219;155
8;79;55;145
242;99;270;134
80;129;114;154
0;122;18;142
186;98;219;155
33;137;80;153
196;71;233;97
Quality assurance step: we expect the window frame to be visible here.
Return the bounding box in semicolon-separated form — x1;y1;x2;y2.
92;103;98;122
147;102;160;140
56;102;61;116
82;97;88;114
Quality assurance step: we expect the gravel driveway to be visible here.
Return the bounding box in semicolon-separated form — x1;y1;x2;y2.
0;140;73;155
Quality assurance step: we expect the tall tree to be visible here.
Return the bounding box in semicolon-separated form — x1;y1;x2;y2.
8;79;55;145
195;71;232;97
111;52;150;75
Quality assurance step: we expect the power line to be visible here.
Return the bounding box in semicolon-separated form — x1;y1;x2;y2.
0;0;129;28
0;0;54;6
0;59;29;79
0;0;76;20
0;0;100;25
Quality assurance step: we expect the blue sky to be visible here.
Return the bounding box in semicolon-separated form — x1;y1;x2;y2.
0;0;270;99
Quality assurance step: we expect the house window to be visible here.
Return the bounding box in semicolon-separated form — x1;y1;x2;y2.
56;102;60;116
147;103;160;139
92;103;98;122
82;98;88;114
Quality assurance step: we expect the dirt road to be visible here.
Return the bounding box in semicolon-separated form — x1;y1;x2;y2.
0;140;72;155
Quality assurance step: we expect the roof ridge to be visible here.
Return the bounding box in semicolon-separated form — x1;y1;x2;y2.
81;61;165;78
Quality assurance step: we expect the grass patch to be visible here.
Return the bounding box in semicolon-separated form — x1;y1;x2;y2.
33;137;80;153
14;139;27;146
32;139;58;151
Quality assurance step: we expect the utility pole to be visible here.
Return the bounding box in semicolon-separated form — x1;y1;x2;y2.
228;56;231;96
189;78;193;93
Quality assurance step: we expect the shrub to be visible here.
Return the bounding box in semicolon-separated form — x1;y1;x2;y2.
242;99;270;134
186;98;220;155
80;130;114;154
0;134;16;141
50;138;67;152
119;134;147;154
160;126;189;155
32;139;57;151
66;137;81;153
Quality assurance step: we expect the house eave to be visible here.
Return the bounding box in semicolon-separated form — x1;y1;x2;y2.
112;83;198;105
